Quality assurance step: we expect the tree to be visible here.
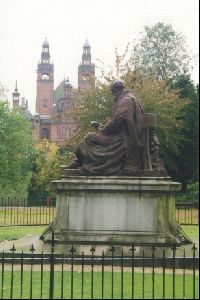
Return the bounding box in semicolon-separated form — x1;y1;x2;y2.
28;140;72;197
132;22;192;80
67;79;114;148
169;74;199;190
0;89;33;197
123;71;188;167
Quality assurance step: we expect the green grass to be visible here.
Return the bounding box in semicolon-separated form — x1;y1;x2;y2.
0;270;198;299
0;225;198;243
0;226;47;242
182;225;199;238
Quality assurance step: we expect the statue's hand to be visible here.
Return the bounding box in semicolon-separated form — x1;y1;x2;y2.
91;121;100;130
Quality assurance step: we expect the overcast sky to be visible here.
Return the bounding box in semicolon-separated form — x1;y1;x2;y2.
0;0;199;114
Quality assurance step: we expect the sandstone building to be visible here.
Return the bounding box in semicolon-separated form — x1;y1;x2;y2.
12;39;95;144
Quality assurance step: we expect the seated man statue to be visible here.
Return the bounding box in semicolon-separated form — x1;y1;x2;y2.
63;80;166;176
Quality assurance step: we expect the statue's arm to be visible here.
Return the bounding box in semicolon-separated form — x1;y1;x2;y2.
100;117;125;135
101;95;133;135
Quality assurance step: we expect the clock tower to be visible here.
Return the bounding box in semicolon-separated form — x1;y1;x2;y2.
36;38;54;116
78;40;95;90
35;38;54;140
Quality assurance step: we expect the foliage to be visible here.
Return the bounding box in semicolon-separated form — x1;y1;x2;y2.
132;22;192;80
168;74;199;190
123;71;187;160
0;91;33;198
67;79;114;148
187;182;199;193
28;140;72;197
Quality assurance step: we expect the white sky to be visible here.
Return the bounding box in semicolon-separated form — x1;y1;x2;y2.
0;0;199;114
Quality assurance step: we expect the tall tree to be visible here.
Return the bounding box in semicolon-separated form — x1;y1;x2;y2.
0;91;33;197
132;22;192;80
28;140;72;197
169;74;199;190
123;71;187;168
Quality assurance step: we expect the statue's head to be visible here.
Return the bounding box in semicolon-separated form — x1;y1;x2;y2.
110;79;124;97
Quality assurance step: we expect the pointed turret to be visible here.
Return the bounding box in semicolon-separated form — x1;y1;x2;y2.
12;81;20;108
64;77;73;98
41;37;50;64
78;40;95;90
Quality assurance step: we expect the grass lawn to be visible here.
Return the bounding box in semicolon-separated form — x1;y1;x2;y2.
0;270;198;299
0;226;199;299
0;225;198;242
0;226;47;242
182;225;199;238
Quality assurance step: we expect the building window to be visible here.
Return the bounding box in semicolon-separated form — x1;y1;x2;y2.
41;128;50;140
61;102;65;111
41;99;48;108
82;74;89;80
59;127;66;138
41;73;49;80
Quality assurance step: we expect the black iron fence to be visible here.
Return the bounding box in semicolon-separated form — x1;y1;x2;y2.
0;236;199;299
175;192;199;225
0;197;56;227
0;194;199;227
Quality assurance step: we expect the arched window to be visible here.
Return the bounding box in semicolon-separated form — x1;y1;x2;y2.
41;73;49;80
61;102;65;111
41;128;50;140
41;99;48;108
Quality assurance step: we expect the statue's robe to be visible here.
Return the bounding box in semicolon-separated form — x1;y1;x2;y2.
75;91;144;175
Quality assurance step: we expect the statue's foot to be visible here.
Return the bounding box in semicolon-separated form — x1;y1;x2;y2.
64;160;79;169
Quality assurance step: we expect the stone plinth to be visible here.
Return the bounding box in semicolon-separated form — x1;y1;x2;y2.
41;176;189;245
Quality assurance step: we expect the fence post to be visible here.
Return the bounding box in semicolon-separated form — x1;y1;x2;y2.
10;244;16;299
70;245;76;299
49;231;55;299
90;246;95;299
172;244;177;299
130;245;136;299
151;245;156;299
110;245;116;299
192;243;197;299
30;244;35;299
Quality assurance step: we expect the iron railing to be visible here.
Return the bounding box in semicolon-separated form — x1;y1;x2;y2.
0;235;199;299
0;195;199;227
0;197;56;227
175;192;199;225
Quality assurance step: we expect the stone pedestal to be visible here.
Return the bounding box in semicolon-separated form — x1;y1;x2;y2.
41;176;190;246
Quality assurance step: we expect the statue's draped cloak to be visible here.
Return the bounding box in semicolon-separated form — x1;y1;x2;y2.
75;91;144;175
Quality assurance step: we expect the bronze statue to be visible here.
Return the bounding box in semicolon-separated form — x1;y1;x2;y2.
62;80;166;176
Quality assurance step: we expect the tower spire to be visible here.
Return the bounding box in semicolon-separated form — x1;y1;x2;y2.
12;81;20;108
78;40;95;90
15;80;18;92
